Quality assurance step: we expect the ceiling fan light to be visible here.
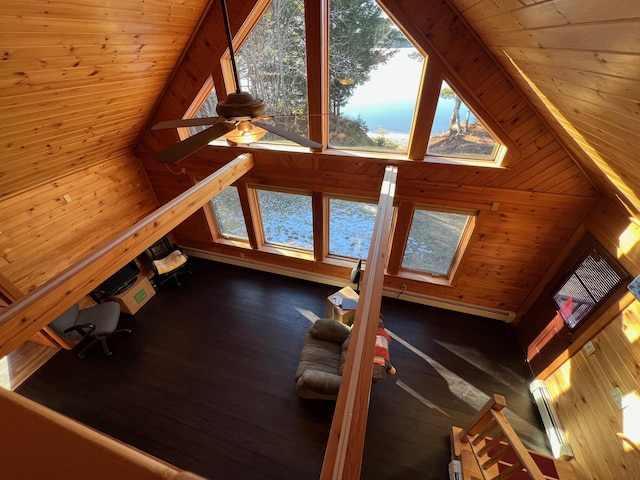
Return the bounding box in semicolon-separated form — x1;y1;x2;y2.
338;76;356;86
224;121;267;144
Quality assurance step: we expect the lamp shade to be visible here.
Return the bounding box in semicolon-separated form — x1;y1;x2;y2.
224;120;267;144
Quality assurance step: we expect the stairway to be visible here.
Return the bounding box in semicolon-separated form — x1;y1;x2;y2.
450;394;577;480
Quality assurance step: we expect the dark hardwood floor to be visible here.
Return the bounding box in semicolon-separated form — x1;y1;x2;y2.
17;257;548;479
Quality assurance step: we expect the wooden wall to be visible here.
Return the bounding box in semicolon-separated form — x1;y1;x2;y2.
451;0;640;220
531;194;640;480
545;300;640;480
0;154;158;296
137;0;598;318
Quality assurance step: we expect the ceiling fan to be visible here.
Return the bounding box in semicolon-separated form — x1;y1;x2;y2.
152;0;322;164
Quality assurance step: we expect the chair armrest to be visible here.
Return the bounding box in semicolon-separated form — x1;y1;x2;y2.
297;370;342;396
308;319;351;344
64;323;96;337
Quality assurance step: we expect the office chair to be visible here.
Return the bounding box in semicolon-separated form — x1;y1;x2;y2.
46;302;131;359
145;236;190;288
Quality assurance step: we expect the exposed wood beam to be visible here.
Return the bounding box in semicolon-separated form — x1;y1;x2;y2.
0;153;255;357
321;165;398;479
305;0;329;150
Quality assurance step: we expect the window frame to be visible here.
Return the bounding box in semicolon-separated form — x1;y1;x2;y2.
175;1;515;168
326;194;379;262
206;184;250;243
395;204;477;284
253;186;316;256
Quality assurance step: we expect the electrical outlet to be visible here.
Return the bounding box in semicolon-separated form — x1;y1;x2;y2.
583;341;596;356
610;387;623;410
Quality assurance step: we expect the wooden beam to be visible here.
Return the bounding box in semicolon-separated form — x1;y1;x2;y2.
0;153;255;357
305;0;329;150
321;165;397;480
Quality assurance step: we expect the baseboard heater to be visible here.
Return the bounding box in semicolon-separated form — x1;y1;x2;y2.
530;379;574;459
186;249;516;322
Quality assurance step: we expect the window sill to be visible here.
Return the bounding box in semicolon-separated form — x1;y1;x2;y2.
395;270;453;287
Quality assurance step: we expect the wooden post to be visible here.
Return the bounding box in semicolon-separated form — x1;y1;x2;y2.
0;153;255;357
321;165;397;479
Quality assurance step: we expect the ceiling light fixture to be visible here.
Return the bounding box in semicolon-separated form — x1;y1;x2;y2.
224;120;267;144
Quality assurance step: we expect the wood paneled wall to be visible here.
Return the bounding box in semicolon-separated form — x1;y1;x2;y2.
451;0;640;219
533;194;640;480
137;0;598;318
545;300;640;480
0;154;157;295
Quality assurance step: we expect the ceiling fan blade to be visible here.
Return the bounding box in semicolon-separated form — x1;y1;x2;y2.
254;122;323;149
152;117;221;130
155;122;235;164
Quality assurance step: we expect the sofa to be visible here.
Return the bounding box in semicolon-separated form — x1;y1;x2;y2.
295;318;391;400
295;318;352;400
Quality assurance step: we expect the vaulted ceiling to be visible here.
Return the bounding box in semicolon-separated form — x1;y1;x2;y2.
2;0;639;221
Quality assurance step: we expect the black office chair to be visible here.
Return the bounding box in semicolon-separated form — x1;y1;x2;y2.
145;236;191;288
46;302;131;359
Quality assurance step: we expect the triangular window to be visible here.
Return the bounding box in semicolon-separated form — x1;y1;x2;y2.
427;80;500;160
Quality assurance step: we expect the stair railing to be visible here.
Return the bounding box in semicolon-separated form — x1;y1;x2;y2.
458;394;549;480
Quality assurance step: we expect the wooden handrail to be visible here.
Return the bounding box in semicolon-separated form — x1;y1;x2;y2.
491;410;546;480
320;165;397;479
458;395;548;480
0;153;254;357
460;393;506;440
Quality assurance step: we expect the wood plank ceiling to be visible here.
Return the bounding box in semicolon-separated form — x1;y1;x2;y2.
448;0;640;217
1;0;638;218
0;0;210;199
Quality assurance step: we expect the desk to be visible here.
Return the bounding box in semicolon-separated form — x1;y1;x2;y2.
327;286;359;325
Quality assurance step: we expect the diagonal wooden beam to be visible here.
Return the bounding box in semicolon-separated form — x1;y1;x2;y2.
0;153;255;357
321;165;398;480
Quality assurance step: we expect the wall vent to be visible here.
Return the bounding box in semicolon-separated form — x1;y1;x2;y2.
530;379;574;459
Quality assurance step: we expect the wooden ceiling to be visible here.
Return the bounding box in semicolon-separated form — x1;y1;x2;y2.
2;0;639;220
448;0;640;217
0;0;210;198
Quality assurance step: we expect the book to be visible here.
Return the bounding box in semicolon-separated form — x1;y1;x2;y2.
341;298;358;310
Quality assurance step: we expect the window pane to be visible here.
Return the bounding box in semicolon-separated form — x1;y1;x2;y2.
330;0;422;153
257;190;313;251
236;0;310;145
553;248;625;330
427;81;499;159
189;88;219;137
210;186;248;240
329;198;377;259
402;209;470;276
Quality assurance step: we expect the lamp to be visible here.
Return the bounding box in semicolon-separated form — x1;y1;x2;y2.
224;120;267;144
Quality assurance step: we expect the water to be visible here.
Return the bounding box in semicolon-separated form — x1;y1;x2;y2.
342;48;477;135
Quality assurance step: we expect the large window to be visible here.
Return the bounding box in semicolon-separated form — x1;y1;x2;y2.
553;244;628;331
179;0;507;165
402;208;474;277
257;189;313;251
235;0;310;145
210;186;248;241
330;0;423;153
329;198;377;259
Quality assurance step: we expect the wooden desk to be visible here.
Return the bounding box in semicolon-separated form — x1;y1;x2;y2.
327;286;359;325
